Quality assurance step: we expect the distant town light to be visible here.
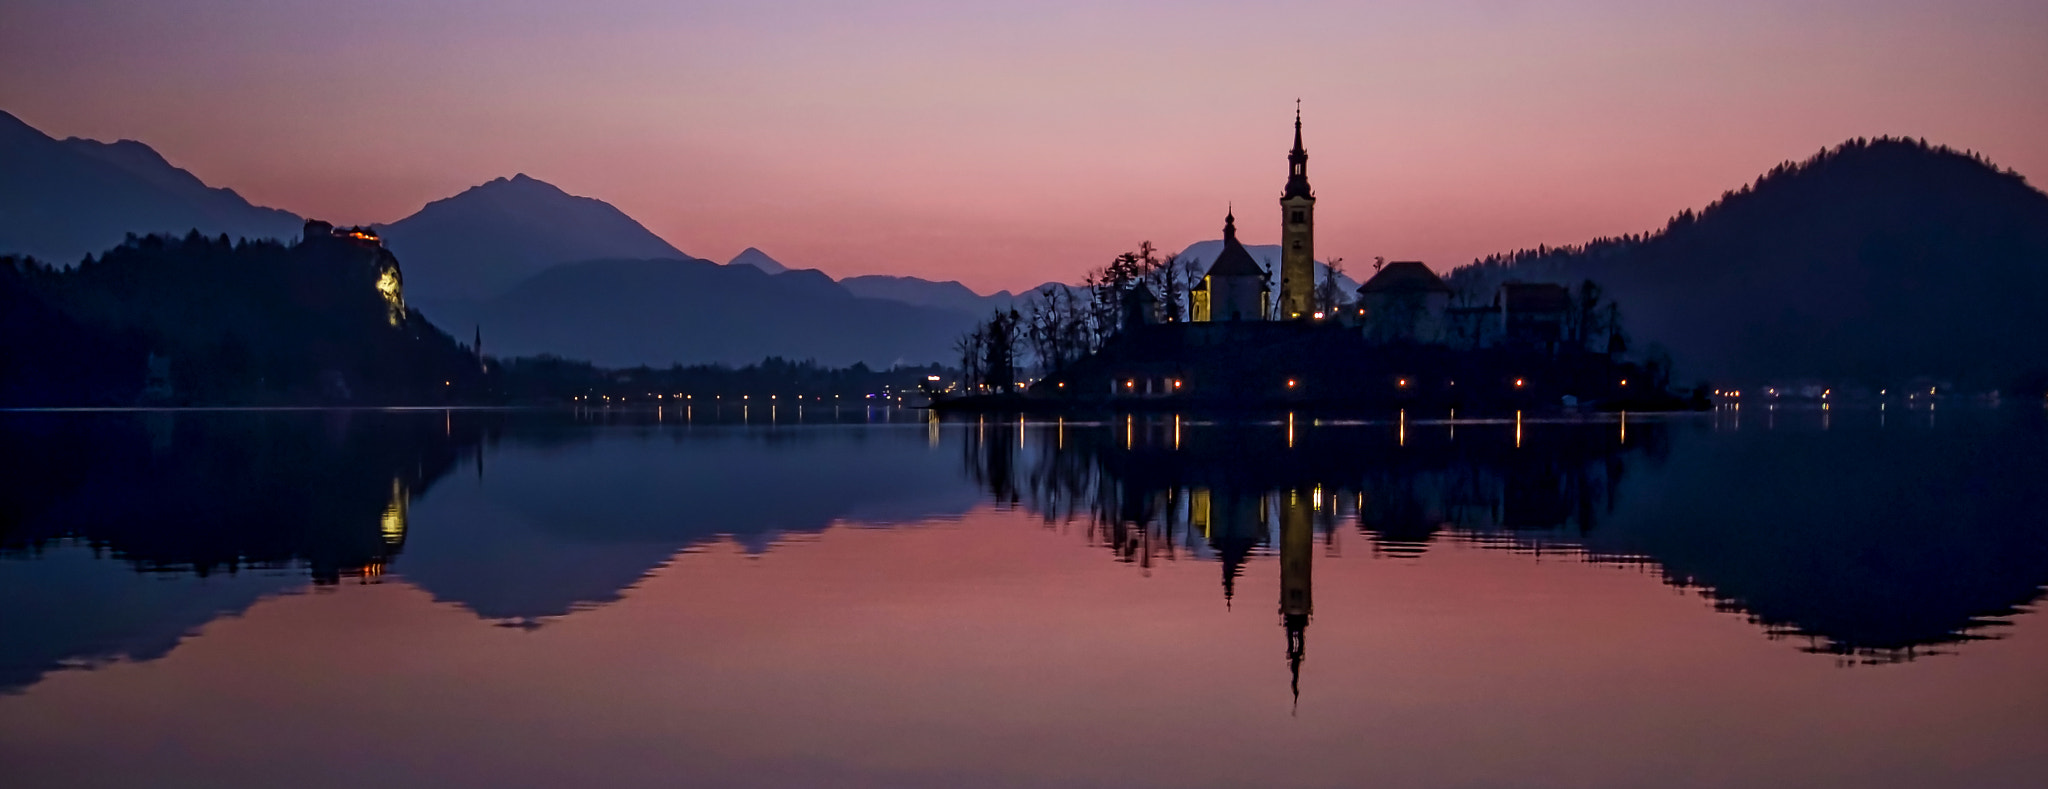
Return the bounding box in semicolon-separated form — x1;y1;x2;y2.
1173;380;1182;388
927;375;941;381
1514;378;1525;388
1287;379;1298;388
1397;378;1408;388
1126;380;1135;389
1620;379;1628;386
1312;311;1325;320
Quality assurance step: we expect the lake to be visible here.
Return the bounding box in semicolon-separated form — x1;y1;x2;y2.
2;404;2045;788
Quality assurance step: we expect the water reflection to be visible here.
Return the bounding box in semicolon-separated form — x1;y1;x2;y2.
3;406;2045;702
962;409;2048;665
0;408;982;690
0;411;467;582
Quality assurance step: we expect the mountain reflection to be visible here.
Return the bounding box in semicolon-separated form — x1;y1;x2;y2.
0;408;982;690
962;410;2048;665
4;407;2044;699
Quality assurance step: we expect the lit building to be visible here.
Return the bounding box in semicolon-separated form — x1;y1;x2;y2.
303;219;405;325
1190;210;1271;322
1189;108;1316;323
1278;106;1317;320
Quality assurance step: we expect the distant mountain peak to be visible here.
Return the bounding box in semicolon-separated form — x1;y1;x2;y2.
728;247;788;274
459;172;572;199
377;173;689;301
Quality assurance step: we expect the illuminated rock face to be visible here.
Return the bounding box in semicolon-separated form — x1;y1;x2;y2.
306;219;407;326
375;253;405;326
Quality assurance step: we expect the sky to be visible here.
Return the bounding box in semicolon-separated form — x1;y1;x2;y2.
4;0;2045;293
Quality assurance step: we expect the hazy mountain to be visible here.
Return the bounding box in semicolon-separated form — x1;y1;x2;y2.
377;174;686;301
399;427;980;623
0;110;302;265
728;249;1061;317
728;247;789;274
842;274;1017;315
1446;137;2048;387
436;257;979;368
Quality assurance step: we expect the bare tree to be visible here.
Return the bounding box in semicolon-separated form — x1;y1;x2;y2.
956;324;987;393
1603;302;1628;358
1027;286;1093;376
1570;279;1605;352
979;309;1024;393
1314;255;1348;315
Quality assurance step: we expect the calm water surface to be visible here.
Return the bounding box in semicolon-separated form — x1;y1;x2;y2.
2;405;2045;788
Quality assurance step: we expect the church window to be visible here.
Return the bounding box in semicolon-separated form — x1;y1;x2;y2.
1290;210;1304;224
1292;240;1303;250
1293;164;1303;175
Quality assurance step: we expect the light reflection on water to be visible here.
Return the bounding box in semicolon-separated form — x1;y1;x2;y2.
0;406;2045;788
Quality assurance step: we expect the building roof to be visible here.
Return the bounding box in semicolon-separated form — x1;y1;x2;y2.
1502;282;1572;312
1356;260;1451;295
1205;210;1269;279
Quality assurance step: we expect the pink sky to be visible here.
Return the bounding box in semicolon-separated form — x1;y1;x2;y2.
4;0;2045;293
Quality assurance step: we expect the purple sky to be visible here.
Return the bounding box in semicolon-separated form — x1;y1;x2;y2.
5;0;2045;292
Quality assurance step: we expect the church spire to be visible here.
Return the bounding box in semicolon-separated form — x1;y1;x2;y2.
1223;205;1237;242
1292;99;1304;155
1285;101;1311;199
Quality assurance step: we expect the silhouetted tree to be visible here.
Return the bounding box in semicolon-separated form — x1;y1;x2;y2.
1314;256;1348;315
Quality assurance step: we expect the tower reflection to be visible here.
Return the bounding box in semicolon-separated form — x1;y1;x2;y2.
1278;487;1313;705
961;410;2048;678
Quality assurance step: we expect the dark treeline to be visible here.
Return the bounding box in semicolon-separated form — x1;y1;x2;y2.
0;231;949;406
958;244;1182;392
1445;137;2048;390
961;241;1237;391
0;231;485;406
492;355;949;403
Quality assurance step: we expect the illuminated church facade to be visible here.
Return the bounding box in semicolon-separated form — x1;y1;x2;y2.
1191;108;1318;323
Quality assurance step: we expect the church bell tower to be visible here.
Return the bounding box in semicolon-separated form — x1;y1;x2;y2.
1279;103;1317;320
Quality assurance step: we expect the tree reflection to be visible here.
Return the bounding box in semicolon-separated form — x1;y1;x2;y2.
961;411;2048;668
0;410;488;583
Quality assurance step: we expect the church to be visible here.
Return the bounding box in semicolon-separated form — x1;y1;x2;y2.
1179;109;1537;350
1190;107;1319;323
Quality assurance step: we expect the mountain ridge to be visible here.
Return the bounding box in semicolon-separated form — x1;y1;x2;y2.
0;110;303;264
431;256;977;368
1445;137;2048;386
376;173;688;301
